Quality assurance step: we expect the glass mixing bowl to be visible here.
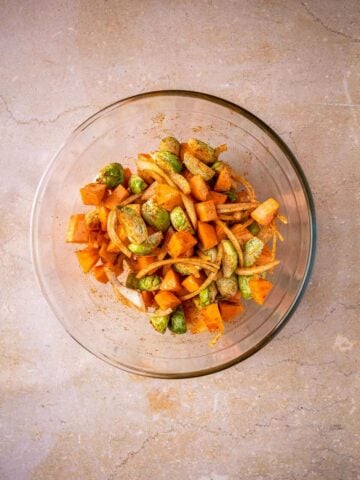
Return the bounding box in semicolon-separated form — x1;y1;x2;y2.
31;91;316;378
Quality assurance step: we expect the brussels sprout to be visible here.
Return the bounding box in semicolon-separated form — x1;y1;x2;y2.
244;237;264;267
173;263;201;276
97;162;124;189
170;206;193;233
225;191;237;202
216;274;238;298
188;138;216;164
150;314;169;334
118;206;148;244
211;161;225;173
221;239;238;278
126;272;140;290
183;152;215;181
138;275;161;291
248;221;260;236
238;275;252;300
198;282;217;307
152;151;182;174
128;232;163;255
85;209;101;231
129;174;147;194
169;307;187;334
200;247;217;263
141;199;170;232
159;137;180;156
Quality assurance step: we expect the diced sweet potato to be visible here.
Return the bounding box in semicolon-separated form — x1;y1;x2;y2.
183;301;207;333
249;278;273;305
195;200;218;222
117;224;129;243
219;302;245;321
197;222;218;250
199;303;224;333
75;247;99;273
207;191;227;205
160;268;182;292
154;291;181;310
167;231;197;257
255;245;273;265
214;167;232;192
99;242;118;264
227;291;243;305
104;259;124;277
88;231;107;249
189;175;210;201
251;198;280;225
93;264;109;284
215;222;227;241
230;224;253;244
80;183;106;205
135;255;157;271
182;273;206;293
141;291;155;308
66;214;89;243
123;167;132;187
106;240;122;253
155;184;183;211
103;184;130;209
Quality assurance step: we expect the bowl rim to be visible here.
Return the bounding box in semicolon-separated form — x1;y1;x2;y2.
30;89;317;378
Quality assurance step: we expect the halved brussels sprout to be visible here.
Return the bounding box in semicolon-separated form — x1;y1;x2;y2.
183;152;215;181
248;221;260;236
198;282;217;307
221;239;238;278
138;275;161;291
200;247;217;263
211;161;225;173
141;199;170;232
238;275;252;300
129;174;147;194
173;263;201;276
128;232;163;255
216;274;238;298
170;206;193;233
169;307;187;334
188;138;216;164
85;209;101;231
244;237;264;267
126;272;140;290
159;137;180;156
150;314;169;334
152;151;182;174
97;162;124;189
118;206;148;244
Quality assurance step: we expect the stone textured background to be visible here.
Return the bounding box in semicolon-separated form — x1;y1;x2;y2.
1;1;359;479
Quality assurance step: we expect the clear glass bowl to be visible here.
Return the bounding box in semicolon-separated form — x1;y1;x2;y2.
31;91;316;378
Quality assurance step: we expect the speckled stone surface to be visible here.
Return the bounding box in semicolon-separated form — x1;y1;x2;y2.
1;1;359;479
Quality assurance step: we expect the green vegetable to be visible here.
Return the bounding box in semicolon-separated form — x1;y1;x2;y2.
173;263;201;276
118;206;148;244
170;206;193;233
85;209;101;231
169;308;187;334
152;151;182;174
150;315;169;334
188;138;216;164
97;162;124;189
238;275;252;300
129;174;147;194
216;274;238;298
200;247;217;263
225;191;237;202
141;200;170;232
211;161;225;173
126;272;140;290
248;221;260;236
128;232;163;255
183;151;215;181
159;137;180;156
138;275;161;291
198;282;217;307
221;239;238;278
244;237;264;267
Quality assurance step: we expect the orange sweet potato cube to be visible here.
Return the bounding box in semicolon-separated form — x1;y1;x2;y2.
189;175;209;201
219;302;245;322
99;242;117;265
92;264;109;284
214;167;232;192
160;268;182;292
199;303;224;333
75;247;99;273
66;214;89;243
155;184;183;211
195;200;218;222
207;191;227;205
154;291;181;310
181;273;205;293
167;231;197;257
103;184;130;209
251;198;280;225
197;222;218;250
80;183;106;205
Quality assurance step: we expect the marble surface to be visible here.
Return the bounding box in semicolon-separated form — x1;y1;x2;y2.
1;1;359;479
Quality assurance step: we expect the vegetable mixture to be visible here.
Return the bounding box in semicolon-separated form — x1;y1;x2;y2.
66;136;286;342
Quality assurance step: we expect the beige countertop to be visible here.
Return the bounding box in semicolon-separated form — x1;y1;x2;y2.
1;1;359;479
